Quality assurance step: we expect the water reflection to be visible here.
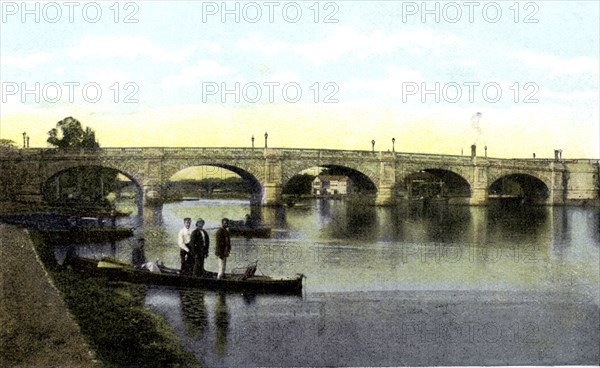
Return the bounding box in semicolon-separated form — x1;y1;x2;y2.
214;292;229;357
179;289;207;339
319;199;378;240
117;199;598;366
396;202;472;243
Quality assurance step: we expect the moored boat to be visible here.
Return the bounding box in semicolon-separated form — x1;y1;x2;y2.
227;219;272;238
40;226;134;245
65;256;304;295
228;226;272;238
52;207;132;218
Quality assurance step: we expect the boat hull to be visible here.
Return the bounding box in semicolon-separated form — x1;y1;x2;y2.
66;257;303;295
228;226;272;238
40;227;134;245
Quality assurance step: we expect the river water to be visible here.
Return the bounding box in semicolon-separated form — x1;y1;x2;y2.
56;199;600;366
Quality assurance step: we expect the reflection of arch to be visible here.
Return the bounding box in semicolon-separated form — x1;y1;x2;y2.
488;174;550;203
164;164;263;204
400;168;472;198
282;164;378;192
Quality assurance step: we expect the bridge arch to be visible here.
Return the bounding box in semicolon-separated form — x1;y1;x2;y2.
281;163;378;194
398;167;472;200
162;163;263;205
41;164;143;212
41;160;144;186
488;173;550;204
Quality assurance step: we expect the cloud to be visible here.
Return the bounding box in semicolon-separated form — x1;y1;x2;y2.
237;35;289;56
1;52;53;69
68;36;195;63
161;60;235;88
538;87;598;101
293;26;463;64
510;50;598;77
86;70;131;89
342;66;424;98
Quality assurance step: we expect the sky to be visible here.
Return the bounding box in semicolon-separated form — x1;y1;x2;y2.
1;0;599;158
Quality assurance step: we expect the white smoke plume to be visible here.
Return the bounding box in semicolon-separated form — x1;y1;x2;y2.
470;112;483;145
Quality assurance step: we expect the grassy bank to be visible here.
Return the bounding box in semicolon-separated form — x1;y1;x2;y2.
29;231;200;367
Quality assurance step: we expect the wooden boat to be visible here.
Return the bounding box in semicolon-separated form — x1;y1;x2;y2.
228;226;272;238
53;207;132;218
65;256;304;295
40;226;134;245
227;220;272;238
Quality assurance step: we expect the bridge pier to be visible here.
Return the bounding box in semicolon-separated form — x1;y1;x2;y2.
13;154;44;203
548;165;566;205
262;183;283;206
142;185;162;206
469;188;488;205
375;153;397;206
142;204;163;227
262;149;284;206
375;186;396;206
469;161;489;205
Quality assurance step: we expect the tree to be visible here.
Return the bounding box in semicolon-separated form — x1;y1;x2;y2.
45;117;116;208
0;139;16;148
47;116;99;149
282;174;316;195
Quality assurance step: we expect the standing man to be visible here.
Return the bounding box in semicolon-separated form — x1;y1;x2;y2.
215;218;231;279
178;217;193;274
132;237;146;269
190;218;210;277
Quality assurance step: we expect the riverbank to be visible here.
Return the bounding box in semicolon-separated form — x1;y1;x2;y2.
30;232;199;367
0;223;96;366
0;207;200;367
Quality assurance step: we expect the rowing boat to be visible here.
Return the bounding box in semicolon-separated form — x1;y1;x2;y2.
65;256;303;295
53;207;132;218
227;220;272;238
40;226;134;245
228;226;272;238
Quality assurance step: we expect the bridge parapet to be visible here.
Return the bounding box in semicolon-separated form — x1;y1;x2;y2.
2;147;598;207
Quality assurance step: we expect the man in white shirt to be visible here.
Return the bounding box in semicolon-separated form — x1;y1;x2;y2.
178;217;193;274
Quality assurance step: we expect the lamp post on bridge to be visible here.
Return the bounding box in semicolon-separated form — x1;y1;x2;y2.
251;135;255;149
484;145;487;157
392;137;395;152
26;136;30;148
22;132;26;148
264;132;268;148
371;139;375;153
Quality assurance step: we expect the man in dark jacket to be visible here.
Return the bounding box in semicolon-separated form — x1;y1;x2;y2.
190;218;210;277
131;237;146;269
215;218;231;279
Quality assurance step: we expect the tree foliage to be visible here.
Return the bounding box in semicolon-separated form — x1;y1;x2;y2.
45;117;117;208
282;173;316;195
0;139;16;147
47;116;99;149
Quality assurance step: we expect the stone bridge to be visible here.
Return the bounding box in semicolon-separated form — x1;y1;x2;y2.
1;147;598;208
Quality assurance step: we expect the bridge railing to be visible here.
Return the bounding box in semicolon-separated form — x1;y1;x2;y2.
8;147;600;165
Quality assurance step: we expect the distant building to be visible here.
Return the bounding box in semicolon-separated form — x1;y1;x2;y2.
312;175;352;196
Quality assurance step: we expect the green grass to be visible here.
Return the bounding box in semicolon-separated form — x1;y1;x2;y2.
31;232;200;367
